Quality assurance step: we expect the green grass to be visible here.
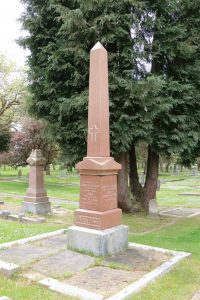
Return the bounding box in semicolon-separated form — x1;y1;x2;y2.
157;172;200;208
0;181;79;201
127;217;200;300
0;217;67;244
0;166;80;201
122;213;173;233
0;275;77;300
0;167;200;299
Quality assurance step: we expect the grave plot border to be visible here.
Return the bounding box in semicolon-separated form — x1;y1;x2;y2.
0;229;190;300
160;208;200;218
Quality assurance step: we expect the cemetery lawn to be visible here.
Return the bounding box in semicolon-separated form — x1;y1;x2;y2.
0;167;200;299
1;167;200;207
128;216;200;300
0;215;199;299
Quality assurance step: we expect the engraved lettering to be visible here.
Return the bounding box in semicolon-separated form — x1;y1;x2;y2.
80;182;99;210
75;215;101;228
102;184;117;202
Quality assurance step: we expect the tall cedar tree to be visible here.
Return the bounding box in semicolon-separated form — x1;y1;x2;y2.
20;0;200;212
129;0;200;210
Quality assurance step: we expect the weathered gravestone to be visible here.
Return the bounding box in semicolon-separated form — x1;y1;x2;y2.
68;42;128;256
149;199;159;217
157;179;161;191
23;149;51;214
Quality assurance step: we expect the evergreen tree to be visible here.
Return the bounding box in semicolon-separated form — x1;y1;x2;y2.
129;0;200;210
20;0;200;212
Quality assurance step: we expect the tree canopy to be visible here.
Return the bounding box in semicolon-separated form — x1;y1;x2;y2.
20;0;200;210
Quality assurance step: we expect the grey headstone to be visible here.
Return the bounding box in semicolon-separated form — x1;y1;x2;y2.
1;211;10;219
157;180;161;191
140;175;145;186
149;199;159;217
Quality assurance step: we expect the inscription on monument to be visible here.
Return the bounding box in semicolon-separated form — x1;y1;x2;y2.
80;181;99;210
102;184;117;202
75;215;101;228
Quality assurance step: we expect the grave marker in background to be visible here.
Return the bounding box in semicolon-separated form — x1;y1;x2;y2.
23;149;51;214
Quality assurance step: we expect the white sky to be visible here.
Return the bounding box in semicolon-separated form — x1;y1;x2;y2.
0;0;27;67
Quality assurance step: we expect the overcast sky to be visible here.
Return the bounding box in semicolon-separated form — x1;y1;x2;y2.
0;0;27;67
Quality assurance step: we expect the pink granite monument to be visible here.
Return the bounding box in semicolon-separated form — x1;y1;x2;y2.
23;149;51;214
68;42;128;256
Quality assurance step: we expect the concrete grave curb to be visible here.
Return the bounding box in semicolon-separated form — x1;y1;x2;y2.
39;278;104;300
0;260;20;277
38;242;191;300
0;229;66;251
160;208;200;218
106;242;191;300
0;230;191;300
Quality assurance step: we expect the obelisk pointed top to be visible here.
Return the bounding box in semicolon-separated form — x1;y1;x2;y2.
91;41;106;51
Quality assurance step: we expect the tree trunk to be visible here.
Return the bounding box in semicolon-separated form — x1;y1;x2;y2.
165;162;170;173
117;152;132;212
45;164;51;175
143;145;159;212
129;145;143;207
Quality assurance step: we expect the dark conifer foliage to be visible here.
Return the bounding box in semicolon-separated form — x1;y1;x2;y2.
20;0;200;210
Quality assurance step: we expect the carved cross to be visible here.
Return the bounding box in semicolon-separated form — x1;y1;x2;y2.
89;125;99;143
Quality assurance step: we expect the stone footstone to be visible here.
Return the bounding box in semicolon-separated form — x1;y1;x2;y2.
0;297;13;300
68;225;128;257
0;211;10;219
65;266;142;298
32;250;95;277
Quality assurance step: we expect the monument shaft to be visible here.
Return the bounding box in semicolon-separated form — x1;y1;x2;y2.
87;42;110;157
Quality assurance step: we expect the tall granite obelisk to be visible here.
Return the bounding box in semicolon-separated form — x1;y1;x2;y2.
68;42;128;256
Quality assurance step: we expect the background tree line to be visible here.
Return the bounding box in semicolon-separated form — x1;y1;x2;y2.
18;0;200;212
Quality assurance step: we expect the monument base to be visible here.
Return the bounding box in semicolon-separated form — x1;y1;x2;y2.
67;225;128;256
23;201;51;214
